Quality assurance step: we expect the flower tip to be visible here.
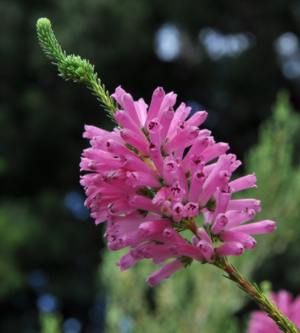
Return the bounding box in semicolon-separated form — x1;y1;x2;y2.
114;85;124;94
122;92;132;103
146;260;183;286
219;170;230;181
220;142;230;150
163;227;174;239
198;110;208;121
111;85;126;101
37;17;51;29
266;220;277;232
212;214;228;234
245;238;257;249
154;86;165;97
146;276;157;287
247;208;256;218
236;244;244;255
254;199;261;212
197;241;213;261
117;253;137;271
117;261;127;272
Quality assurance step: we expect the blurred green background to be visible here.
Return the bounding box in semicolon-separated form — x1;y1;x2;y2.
1;1;300;332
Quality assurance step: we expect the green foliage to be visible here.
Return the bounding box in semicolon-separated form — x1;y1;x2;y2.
100;93;300;333
0;202;38;297
40;313;62;333
245;92;300;291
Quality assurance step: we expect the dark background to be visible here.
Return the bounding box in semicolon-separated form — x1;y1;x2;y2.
1;0;300;332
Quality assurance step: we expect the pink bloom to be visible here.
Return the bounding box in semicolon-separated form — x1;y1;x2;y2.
146;259;183;286
80;86;276;285
247;290;300;332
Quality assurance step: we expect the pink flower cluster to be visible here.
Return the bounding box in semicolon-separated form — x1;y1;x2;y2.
248;290;300;332
80;86;276;285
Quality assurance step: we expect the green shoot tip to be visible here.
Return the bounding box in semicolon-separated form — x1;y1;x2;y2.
36;17;51;29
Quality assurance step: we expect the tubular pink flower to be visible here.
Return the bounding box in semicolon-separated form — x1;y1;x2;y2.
199;142;230;164
247;290;300;332
196;240;214;261
185;110;208;127
80;86;276;285
188;169;206;202
146;259;183;286
220;230;257;249
216;241;244;256
167;102;190;135
232;220;276;235
211;214;229;234
227;198;261;212
229;173;257;193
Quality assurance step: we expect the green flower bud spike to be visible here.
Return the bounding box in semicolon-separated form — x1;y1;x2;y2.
36;18;117;118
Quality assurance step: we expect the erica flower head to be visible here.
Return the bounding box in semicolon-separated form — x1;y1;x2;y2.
248;290;300;332
80;86;276;285
36;19;298;332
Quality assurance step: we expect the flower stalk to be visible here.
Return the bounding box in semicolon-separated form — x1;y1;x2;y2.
214;257;299;333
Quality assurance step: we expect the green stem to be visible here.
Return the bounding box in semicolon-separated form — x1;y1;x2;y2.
36;18;116;118
214;257;299;333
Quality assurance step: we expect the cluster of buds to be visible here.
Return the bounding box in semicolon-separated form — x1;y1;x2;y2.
80;86;276;285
